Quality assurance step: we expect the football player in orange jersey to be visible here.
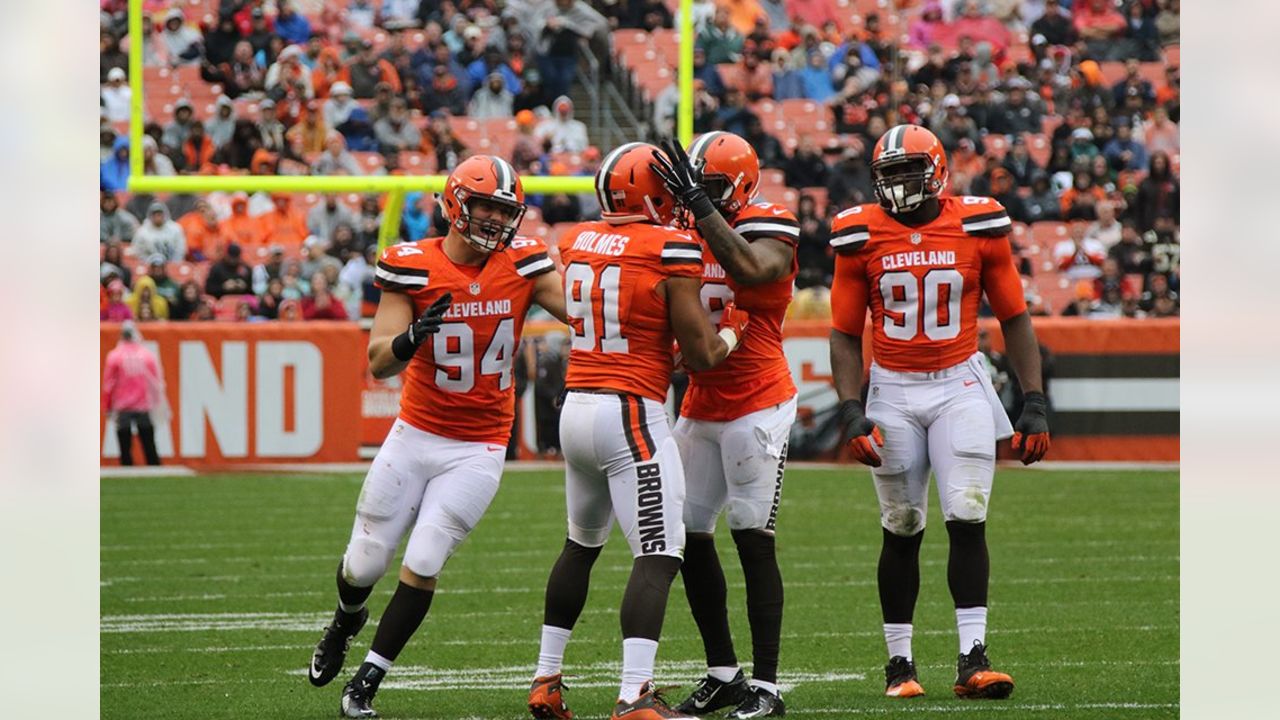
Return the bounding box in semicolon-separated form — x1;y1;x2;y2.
307;155;568;719
527;143;751;720
828;124;1051;701
648;133;797;719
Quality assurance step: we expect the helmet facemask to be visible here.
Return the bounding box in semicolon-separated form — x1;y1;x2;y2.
873;155;936;214
454;191;526;253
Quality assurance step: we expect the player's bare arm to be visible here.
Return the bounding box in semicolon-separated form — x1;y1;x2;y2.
666;275;744;371
367;290;451;380
651;137;793;285
829;329;865;403
531;267;570;324
1001;312;1051;464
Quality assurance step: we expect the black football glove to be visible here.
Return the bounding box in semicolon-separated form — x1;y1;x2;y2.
650;137;717;222
836;399;884;467
391;292;452;361
1011;390;1050;465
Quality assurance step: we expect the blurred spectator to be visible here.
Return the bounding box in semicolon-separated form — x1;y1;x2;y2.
307;195;358;243
794;194;832;288
260;194;309;249
948;138;986;195
1144;105;1179;156
908;2;946;50
1060;170;1107;221
221;193;267;249
101;29;129;82
1134;151;1179;232
725;48;775;101
278;298;304;321
313;47;346;99
514;68;553;113
253;245;288;297
470;72;516;119
1060;280;1102;317
179;122;217;174
951;1;1012;51
785;136;829;188
343;39;403;98
1001;135;1040;187
469;47;523;97
274;1;313;45
302;272;350;320
1123;0;1161;61
743;115;785;170
134;202;187;262
100;137;130;192
1156;0;1180;45
1030;0;1077;47
170;280;203;321
1075;0;1127;59
699;7;745;64
213;40;267;98
301;235;344;278
400;192;433;242
1140;272;1179;317
312;133;363;175
424;114;467;171
160;8;202;66
101;67;131;123
1054;221;1107;281
267;45;315;99
1088;200;1123;249
177;199;227;262
933;94;979;151
532;0;609;100
1109;220;1154;276
145;256;180;305
102;321;163;466
256;277;288;320
202;13;240;68
102;280;133;321
826;145;873;209
257;99;289;154
374;98;423;153
538;96;590;153
204;243;253;298
711;88;756;136
128;275;170;321
329;223;364;262
244;7;276;57
990;78;1042;135
140;136;176;177
512;110;545;171
206;96;237;149
425;64;468;115
100;191;139;245
1103;119;1148;172
797;51;834;102
288;101;331;155
983;167;1029;223
324;82;359;128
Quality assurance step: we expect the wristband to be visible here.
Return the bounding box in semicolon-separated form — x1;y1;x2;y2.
391;331;419;362
717;327;740;353
1022;391;1047;407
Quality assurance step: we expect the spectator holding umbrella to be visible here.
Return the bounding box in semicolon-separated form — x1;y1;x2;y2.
103;321;165;466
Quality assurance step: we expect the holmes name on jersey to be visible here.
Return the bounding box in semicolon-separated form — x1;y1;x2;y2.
570;230;631;256
445;298;513;319
881;249;958;271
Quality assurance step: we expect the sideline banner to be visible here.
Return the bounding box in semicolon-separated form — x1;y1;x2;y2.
100;323;363;466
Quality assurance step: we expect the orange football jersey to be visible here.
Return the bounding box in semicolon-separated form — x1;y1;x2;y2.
374;236;554;444
682;201;799;421
829;196;1026;373
560;221;704;403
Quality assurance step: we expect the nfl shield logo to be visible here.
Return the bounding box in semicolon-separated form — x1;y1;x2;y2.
910;233;922;245
469;282;481;296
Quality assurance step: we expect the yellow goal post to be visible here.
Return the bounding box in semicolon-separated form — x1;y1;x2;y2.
126;0;696;253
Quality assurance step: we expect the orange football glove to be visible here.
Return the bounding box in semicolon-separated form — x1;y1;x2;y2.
1010;391;1050;465
837;399;884;467
718;302;750;350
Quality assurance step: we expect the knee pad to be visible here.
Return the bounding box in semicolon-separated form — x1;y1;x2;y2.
881;500;927;536
403;524;457;579
568;521;611;549
343;537;393;587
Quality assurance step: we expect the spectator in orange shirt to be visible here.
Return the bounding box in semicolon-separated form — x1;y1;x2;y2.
312;46;345;99
947;137;986;195
1060;170;1108;221
722;0;767;35
177;198;228;261
221;192;267;250
179;122;216;174
1075;0;1127;58
259;194;309;249
341;38;402;99
724;48;774;101
287;100;329;156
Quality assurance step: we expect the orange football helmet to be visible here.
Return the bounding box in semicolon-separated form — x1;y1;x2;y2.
871;124;949;214
441;155;526;252
687;131;760;216
596;142;679;225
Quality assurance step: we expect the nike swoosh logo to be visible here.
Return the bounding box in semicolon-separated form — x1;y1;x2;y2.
310;658;323;679
487;446;505;452
963;380;979;387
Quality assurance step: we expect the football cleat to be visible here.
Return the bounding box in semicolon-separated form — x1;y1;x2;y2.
727;686;786;718
953;641;1014;699
612;682;697;720
884;656;925;698
340;662;385;718
309;606;369;687
529;674;574;720
674;670;749;715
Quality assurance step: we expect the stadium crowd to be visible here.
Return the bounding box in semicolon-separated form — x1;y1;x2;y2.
101;0;1179;324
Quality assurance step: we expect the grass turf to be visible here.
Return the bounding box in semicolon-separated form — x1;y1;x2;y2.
102;467;1178;719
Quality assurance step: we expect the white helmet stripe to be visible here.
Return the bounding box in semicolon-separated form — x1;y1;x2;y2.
491;156;515;195
596;142;643;213
687;132;721;165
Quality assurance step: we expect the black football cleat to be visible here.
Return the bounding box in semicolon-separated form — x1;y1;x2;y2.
727;686;785;718
884;656;925;698
675;670;750;715
340;662;385;718
309;606;369;687
953;641;1014;699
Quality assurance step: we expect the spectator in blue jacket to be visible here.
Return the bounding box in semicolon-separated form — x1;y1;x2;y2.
274;1;313;46
1103;119;1149;171
828;37;881;74
101;136;131;192
467;47;522;98
799;51;836;102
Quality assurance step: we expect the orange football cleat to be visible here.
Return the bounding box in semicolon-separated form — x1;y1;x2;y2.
610;683;696;720
953;642;1015;699
529;674;574;720
884;656;925;698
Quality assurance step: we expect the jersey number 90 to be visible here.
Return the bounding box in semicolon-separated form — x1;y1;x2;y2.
879;270;963;341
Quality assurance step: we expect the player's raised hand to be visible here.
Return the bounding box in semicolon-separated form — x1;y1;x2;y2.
650;137;714;220
717;302;750;352
1011;390;1050;465
837;399;884;467
408;292;453;345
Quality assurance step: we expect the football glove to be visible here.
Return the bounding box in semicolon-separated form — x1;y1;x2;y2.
717;302;750;353
391;292;452;361
837;398;884;467
650;137;717;222
1010;390;1050;465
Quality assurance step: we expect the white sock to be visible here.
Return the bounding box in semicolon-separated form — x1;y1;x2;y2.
884;623;913;661
956;607;988;653
338;599;365;614
364;650;393;672
750;679;780;696
535;625;573;678
708;665;740;683
619;638;659;702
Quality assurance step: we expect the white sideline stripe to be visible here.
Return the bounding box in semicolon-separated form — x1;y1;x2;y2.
1051;378;1180;411
101;466;196;478
786;704;1177;715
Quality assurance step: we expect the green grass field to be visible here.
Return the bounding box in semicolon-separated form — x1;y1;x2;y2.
102;467;1178;719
